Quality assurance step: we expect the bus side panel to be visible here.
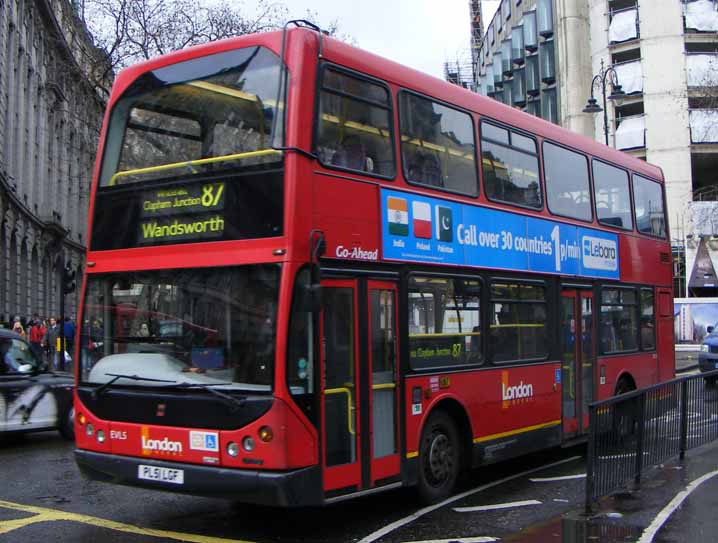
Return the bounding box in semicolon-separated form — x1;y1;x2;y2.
595;353;657;400
656;288;676;382
404;362;562;465
311;175;381;262
619;236;672;286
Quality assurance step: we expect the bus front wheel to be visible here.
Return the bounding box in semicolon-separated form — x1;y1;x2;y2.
417;410;460;504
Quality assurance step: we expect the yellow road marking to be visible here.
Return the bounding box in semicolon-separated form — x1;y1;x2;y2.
0;499;254;543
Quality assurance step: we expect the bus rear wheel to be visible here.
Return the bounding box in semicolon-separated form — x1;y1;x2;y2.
613;378;637;441
417;410;460;504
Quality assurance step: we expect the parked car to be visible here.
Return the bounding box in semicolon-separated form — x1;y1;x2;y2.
0;328;74;439
698;324;718;382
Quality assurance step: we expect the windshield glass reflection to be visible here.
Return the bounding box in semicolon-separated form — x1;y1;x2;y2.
80;265;280;392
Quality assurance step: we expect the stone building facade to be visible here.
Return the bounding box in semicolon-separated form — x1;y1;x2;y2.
0;0;106;322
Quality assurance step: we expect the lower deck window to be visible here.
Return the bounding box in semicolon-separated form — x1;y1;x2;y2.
408;276;481;369
600;288;638;353
490;282;548;362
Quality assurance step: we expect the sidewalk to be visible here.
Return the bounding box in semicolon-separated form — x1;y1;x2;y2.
583;438;718;542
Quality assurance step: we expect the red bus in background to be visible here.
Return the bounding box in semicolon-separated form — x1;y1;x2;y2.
74;21;674;506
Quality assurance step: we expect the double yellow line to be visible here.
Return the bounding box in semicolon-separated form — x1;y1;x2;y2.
0;499;252;542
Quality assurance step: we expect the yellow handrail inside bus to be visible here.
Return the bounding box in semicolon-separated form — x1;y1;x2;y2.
489;323;545;328
321;114;390;138
324;387;355;435
372;383;396;390
108;148;283;186
185;81;282;109
401;135;475;161
409;331;482;339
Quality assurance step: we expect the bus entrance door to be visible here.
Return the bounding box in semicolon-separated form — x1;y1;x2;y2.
320;279;400;497
560;289;595;438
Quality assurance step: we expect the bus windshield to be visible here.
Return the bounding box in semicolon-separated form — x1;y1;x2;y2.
80;265;280;392
91;46;285;251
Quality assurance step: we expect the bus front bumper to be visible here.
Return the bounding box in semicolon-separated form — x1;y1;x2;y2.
75;449;322;507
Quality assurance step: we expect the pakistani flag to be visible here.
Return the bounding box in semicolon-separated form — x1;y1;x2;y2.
435;205;453;242
387;196;408;236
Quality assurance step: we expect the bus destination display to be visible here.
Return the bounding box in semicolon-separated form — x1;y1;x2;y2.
381;188;620;280
139;182;226;244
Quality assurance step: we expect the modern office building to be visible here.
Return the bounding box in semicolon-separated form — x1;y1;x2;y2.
473;0;718;296
0;0;106;320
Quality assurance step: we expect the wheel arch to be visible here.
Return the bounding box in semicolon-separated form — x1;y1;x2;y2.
615;372;637;395
421;397;473;472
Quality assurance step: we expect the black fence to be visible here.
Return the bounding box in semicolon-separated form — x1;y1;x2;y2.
585;370;718;509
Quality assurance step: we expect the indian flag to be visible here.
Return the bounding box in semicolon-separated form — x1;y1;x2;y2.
387;196;408;236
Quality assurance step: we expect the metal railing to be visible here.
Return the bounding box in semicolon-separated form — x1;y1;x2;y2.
585;370;718;510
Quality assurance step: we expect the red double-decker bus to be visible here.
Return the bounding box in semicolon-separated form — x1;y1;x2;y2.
74;22;674;506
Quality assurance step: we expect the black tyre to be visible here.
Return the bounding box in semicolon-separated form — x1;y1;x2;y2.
613;379;637;441
59;405;75;441
417;410;461;504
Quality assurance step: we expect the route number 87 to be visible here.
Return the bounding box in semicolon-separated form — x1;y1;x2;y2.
202;183;225;207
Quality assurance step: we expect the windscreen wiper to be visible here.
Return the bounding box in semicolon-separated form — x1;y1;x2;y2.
162;382;246;411
92;373;175;399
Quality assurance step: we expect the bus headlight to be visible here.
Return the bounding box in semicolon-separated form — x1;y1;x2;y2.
702;344;710;353
242;436;255;452
96;430;106;443
227;442;239;457
86;423;94;437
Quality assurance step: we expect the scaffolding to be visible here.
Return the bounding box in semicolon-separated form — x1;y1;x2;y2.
444;0;484;92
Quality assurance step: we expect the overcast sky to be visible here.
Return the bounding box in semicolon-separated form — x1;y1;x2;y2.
278;0;500;79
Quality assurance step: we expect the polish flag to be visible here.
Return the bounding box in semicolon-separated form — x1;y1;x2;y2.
412;201;432;239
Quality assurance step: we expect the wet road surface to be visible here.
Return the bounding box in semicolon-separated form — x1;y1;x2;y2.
1;366;716;543
2;431;718;543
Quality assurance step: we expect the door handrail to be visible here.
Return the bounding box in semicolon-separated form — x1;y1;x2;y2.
324;387;355;435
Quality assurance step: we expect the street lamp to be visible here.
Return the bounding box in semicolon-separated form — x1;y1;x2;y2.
583;59;626;146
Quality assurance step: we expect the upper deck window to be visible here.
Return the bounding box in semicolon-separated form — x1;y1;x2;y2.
633;174;666;238
543;142;592;221
316;66;395;178
481;120;541;209
91;46;285;251
593;160;633;230
399;92;478;196
99;46;284;187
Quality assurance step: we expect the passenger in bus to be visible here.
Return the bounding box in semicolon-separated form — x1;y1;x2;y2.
600;318;618;352
408;151;442;186
641;317;655;348
331;136;373;172
525;181;541;207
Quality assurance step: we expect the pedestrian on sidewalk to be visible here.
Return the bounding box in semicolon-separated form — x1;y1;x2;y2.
29;317;45;361
64;317;76;359
43;317;62;371
12;320;26;339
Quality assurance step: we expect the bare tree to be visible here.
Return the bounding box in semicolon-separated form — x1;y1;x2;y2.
81;0;348;96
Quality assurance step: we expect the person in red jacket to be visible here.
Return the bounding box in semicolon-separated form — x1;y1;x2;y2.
29;316;46;362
